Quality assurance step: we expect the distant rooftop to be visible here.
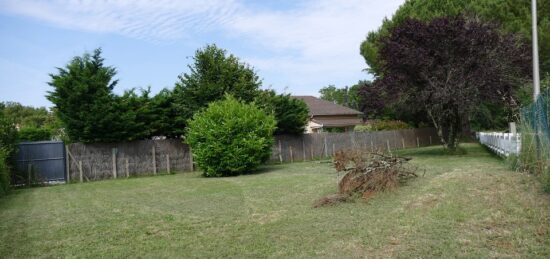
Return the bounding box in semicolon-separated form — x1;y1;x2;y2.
291;96;363;116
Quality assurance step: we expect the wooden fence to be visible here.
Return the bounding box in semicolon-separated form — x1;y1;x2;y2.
66;139;192;182
65;128;441;182
271;128;440;163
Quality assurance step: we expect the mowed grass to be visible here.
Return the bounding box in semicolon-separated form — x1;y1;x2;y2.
1;144;549;258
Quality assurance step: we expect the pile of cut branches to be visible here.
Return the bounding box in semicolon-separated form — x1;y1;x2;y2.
314;149;419;208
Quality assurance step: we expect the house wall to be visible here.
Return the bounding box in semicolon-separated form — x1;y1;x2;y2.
305;121;320;133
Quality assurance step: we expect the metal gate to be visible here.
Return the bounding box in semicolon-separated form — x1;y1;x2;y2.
16;141;66;183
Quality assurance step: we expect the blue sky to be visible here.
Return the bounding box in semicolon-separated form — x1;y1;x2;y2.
0;0;403;108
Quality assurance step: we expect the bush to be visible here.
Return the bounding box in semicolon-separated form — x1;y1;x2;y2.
354;120;411;132
186;96;276;177
254;90;309;135
18;127;52;142
0;111;17;155
0;110;16;196
0;148;10;197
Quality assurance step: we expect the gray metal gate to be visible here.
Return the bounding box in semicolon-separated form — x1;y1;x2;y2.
16;141;66;183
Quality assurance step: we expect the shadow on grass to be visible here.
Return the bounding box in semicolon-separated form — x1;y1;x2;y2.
397;146;455;157
250;165;282;175
479;144;504;160
194;164;284;178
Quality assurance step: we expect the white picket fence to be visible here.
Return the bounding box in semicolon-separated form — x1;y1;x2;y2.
477;132;521;157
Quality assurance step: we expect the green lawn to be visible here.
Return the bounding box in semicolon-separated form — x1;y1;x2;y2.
1;144;549;258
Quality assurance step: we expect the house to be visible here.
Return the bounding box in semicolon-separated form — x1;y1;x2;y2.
292;96;363;133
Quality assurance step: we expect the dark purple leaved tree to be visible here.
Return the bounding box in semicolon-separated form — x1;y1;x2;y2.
365;16;531;150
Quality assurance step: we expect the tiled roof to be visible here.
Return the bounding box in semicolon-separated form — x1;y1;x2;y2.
311;118;363;127
292;96;363;116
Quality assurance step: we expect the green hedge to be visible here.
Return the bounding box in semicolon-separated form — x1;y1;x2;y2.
18;127;52;142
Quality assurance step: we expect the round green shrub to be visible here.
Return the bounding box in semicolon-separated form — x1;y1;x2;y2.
186;96;276;177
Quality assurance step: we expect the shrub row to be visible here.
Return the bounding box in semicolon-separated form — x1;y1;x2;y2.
355;120;411;132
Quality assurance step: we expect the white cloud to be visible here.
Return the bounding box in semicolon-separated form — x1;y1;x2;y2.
228;0;403;92
0;0;240;40
0;0;403;95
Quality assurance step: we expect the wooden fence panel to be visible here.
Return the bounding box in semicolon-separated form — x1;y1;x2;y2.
270;128;441;163
67;139;192;182
66;128;441;182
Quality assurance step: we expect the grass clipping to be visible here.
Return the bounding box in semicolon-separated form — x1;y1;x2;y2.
314;150;418;208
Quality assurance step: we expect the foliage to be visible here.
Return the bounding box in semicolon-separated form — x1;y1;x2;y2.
186;96;276;177
1;102;61;141
115;87;184;140
254;90;309;135
359;0;550;130
517;90;550;192
360;0;550;76
372;16;530;150
0;148;10;197
148;88;177;138
0;106;17;156
44;45;300;142
1;102;54;128
0;108;16;196
543;73;550;92
17;127;52;142
115;88;155;141
172;44;262;136
354;120;411;132
319;81;365;111
356;81;386;119
323;127;346;133
469;102;510;131
358;82;431;126
46;48;130;143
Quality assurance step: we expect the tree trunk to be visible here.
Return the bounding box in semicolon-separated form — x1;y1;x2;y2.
427;110;449;148
461;114;472;141
427;109;461;152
